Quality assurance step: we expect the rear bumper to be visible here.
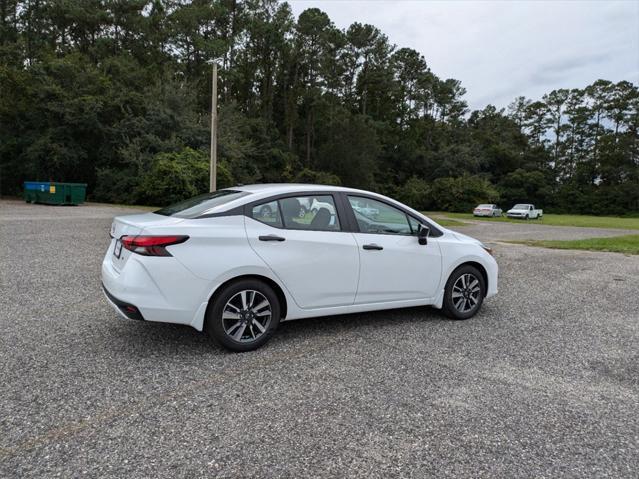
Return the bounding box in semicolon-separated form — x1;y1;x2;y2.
102;284;145;321
101;246;211;330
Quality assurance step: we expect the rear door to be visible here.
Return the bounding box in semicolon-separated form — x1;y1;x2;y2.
245;194;359;309
345;195;442;304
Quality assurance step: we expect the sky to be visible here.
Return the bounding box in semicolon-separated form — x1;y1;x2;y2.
288;0;639;111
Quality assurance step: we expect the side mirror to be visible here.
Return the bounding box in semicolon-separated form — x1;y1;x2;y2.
418;224;430;245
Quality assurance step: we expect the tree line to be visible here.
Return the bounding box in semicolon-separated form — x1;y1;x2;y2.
1;0;637;214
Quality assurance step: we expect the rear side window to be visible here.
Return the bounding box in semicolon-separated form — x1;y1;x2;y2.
250;195;340;232
280;195;340;231
251;201;283;228
155;190;249;218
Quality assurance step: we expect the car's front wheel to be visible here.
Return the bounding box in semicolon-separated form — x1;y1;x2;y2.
206;279;281;352
442;265;486;320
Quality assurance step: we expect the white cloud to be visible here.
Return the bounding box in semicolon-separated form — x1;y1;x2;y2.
288;0;639;110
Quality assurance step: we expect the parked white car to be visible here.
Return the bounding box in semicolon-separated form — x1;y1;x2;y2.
351;199;380;218
102;184;498;351
473;204;502;217
309;198;336;215
506;204;543;219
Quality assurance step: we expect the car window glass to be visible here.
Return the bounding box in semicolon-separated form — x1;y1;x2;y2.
155;190;250;218
407;215;421;235
348;196;412;235
279;195;340;231
250;200;282;227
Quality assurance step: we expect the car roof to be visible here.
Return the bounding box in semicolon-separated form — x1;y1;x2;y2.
203;183;394;215
185;183;448;235
230;183;364;194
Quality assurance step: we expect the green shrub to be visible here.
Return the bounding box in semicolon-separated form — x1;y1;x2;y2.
397;176;431;210
137;148;209;206
430;175;500;212
497;169;552;210
93;166;139;204
293;168;342;186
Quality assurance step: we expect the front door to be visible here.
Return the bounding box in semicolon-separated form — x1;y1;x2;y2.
346;195;442;304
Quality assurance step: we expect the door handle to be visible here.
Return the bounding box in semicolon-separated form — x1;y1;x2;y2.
363;243;383;250
259;234;286;242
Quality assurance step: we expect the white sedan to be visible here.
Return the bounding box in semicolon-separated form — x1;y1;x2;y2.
102;184;498;351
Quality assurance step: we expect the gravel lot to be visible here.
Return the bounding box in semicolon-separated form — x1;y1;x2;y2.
1;200;638;478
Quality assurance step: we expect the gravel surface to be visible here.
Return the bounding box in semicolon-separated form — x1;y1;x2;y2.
1;200;638;478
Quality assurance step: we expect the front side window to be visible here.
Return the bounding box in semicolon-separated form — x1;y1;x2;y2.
407;215;421;235
348;196;413;235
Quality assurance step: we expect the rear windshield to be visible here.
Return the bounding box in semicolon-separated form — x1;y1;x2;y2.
155;190;249;218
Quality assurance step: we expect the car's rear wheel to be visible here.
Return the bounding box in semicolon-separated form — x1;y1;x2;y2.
206;279;281;352
442;265;486;320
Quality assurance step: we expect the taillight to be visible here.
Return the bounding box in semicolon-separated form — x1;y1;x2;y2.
120;235;189;256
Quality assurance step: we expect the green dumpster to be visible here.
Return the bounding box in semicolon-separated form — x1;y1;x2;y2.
23;182;87;205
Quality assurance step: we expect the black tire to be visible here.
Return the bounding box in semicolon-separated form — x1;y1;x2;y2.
442;265;486;320
205;279;281;352
524;214;529;220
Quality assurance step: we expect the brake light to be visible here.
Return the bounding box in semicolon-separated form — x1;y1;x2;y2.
120;235;189;256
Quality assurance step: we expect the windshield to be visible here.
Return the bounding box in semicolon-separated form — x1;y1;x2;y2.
512;204;529;210
477;204;493;208
155;190;249;218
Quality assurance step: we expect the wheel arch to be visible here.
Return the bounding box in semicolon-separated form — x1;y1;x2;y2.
451;261;489;296
205;274;288;328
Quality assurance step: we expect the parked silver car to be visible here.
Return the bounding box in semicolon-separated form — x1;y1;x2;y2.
473;204;502;217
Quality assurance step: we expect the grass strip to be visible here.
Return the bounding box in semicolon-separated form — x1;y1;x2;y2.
425;212;639;230
507;235;639;255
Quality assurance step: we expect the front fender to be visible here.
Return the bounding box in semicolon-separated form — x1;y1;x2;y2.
435;246;499;307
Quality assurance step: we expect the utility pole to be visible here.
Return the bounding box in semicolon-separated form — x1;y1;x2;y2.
210;61;218;192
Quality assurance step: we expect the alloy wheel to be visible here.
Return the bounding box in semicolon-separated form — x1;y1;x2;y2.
452;273;481;313
222;290;272;343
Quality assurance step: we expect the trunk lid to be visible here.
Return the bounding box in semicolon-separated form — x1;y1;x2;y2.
109;213;184;272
